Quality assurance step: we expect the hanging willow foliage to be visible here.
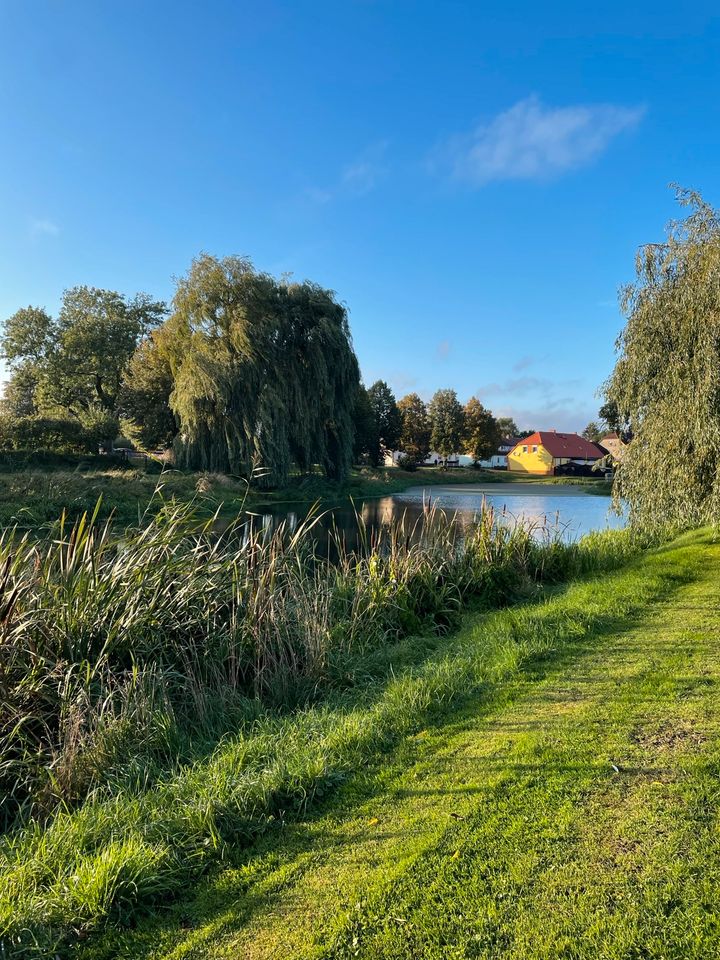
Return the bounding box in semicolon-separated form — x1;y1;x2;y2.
159;255;360;486
605;189;720;531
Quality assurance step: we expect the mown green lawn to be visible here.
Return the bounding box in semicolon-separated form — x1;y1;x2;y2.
74;529;720;960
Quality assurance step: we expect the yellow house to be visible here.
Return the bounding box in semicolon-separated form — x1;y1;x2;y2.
508;431;605;476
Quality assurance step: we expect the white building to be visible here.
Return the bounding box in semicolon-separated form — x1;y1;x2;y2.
478;436;521;469
383;449;474;468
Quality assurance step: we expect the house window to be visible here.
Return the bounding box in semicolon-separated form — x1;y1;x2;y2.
532;445;537;453
522;445;527;454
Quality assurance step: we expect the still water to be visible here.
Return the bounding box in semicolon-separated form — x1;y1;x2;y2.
246;483;623;553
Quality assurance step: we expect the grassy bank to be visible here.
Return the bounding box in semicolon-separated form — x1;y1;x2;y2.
0;456;611;528
0;503;640;957
78;527;719;960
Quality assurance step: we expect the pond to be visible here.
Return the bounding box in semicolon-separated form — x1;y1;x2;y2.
244;482;623;555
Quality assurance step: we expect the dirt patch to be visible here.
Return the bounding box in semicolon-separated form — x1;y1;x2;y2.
631;719;706;753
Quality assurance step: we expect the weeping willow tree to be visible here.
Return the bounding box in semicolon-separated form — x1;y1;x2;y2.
159;255;360;486
605;189;720;530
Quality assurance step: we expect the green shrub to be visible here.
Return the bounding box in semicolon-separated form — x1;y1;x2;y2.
396;453;418;471
0;416;97;454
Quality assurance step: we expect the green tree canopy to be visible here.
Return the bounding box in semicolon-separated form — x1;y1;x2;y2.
598;399;625;435
582;421;603;442
163;254;360;485
463;397;500;462
1;306;56;365
119;330;177;451
428;388;464;459
1;289;166;449
496;416;519;437
0;307;56;420
0;364;40;418
352;385;381;466
366;380;402;452
43;287;166;419
397;392;431;463
605;188;720;529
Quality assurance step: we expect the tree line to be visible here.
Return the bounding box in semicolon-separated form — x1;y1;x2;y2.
354;380;529;468
0;254;518;486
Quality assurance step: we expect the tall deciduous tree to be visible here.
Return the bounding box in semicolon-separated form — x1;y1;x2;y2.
428;388;464;459
0;306;56;419
598;399;624;435
496;416;520;437
352;385;380;466
1;306;56;366
397;392;430;463
463;397;500;463
42;288;166;421
1;290;166;449
605;188;720;529
0;364;40;418
582;421;603;442
119;330;177;450
366;380;402;453
162;254;360;485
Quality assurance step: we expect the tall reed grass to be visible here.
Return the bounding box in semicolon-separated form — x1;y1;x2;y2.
0;499;641;832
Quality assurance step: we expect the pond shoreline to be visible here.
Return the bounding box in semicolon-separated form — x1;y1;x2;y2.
396;481;607;499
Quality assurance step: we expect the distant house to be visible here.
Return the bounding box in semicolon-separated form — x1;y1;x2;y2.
383;449;403;467
479;436;523;469
422;451;474;467
507;431;605;475
599;432;627;464
383;449;474;468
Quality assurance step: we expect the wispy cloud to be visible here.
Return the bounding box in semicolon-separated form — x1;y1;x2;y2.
477;375;582;398
29;217;60;237
477;371;594;432
436;339;451;359
511;355;536;373
492;401;596;434
437;96;644;185
305;142;388;204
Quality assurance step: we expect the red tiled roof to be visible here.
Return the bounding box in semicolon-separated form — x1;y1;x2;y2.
513;431;605;460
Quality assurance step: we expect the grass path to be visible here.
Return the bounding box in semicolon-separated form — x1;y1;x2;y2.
84;530;720;959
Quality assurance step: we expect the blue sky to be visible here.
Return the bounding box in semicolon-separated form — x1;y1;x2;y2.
2;1;720;430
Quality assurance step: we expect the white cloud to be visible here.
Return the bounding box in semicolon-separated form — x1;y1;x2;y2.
442;96;644;185
436;339;451;359
29;217;60;237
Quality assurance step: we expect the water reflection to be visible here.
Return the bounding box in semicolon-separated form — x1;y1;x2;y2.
233;484;623;556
